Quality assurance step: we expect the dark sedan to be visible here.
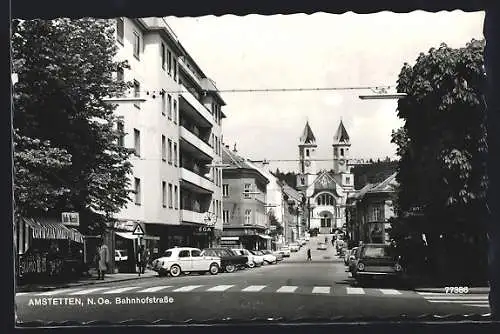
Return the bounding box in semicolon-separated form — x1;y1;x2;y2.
201;248;247;273
351;244;403;284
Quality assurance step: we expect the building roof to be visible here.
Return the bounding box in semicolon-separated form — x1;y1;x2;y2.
300;121;317;145
222;145;268;183
282;183;302;201
367;172;398;193
333;120;350;145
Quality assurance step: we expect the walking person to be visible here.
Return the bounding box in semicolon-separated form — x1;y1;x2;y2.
97;239;109;280
136;244;146;276
307;248;312;261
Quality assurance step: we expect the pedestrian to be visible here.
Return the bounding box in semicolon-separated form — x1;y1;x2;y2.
307;248;312;261
136;244;146;276
97;239;109;280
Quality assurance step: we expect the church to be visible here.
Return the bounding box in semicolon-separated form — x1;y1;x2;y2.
296;120;355;235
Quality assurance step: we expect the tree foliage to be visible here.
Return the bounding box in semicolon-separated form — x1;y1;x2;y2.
12;18;133;232
392;39;487;234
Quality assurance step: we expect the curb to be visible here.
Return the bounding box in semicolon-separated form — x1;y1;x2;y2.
17;274;157;293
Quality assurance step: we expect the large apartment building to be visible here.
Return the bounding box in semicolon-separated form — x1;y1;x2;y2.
111;17;225;258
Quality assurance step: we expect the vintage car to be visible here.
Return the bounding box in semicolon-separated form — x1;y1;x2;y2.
351;244;403;283
252;250;278;264
289;243;300;252
280;246;291;257
151;247;221;277
232;248;263;268
201;248;248;273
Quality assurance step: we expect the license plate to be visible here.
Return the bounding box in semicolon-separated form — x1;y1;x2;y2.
367;266;394;272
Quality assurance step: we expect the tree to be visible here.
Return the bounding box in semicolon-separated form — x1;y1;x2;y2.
267;210;283;237
391;39;488;282
12;18;133;233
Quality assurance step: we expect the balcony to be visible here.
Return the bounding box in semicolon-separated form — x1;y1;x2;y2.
180;209;206;225
179;85;213;127
180;167;215;193
180;126;214;159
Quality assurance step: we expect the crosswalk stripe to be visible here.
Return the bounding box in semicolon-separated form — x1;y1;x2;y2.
16;292;28;296
242;285;267;292
380;289;401;295
312;287;331;294
466;304;490;308
172;285;203;292
277;286;298;293
36;288;80;296
206;285;234;292
346;287;365;295
102;287;140;294
428;300;488;304
69;287;110;295
137;286;172;293
423;296;488;300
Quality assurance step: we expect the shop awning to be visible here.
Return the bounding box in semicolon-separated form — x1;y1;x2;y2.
258;234;272;240
116;232;139;240
220;236;240;241
22;217;84;243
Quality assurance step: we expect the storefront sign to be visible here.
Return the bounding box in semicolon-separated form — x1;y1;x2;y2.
18;253;64;277
220;240;239;246
114;221;137;232
61;212;79;227
197;226;213;233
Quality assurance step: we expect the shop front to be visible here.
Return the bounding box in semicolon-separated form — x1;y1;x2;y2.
221;226;270;251
16;217;85;284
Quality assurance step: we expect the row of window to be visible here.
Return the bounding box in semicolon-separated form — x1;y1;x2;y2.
212;199;222;219
221;209;252;225
334;147;349;157
221;184;259;198
162;93;178;123
161;135;178;166
133;177;178;209
116;18;179;82
213;168;222;187
211;133;222;156
211;102;223;126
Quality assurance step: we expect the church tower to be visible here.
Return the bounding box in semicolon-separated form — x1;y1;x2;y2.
333;120;354;189
297;121;318;191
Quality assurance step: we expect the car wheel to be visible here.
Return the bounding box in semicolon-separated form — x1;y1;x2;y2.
209;263;219;275
248;262;255;268
170;264;181;277
225;264;236;273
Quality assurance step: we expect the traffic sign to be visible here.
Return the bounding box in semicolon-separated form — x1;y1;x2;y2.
132;223;145;236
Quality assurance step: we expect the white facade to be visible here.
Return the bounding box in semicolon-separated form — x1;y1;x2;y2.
111;18;225;245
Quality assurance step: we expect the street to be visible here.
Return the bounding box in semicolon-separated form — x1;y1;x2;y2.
15;237;491;324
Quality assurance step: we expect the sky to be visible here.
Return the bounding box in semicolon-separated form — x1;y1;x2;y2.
166;11;485;173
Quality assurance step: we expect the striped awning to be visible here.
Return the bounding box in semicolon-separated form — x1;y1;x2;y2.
22;218;84;243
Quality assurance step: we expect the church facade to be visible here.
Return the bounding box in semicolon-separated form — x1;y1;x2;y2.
296;121;355;235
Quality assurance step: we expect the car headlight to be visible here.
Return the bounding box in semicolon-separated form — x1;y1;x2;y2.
357;263;365;271
395;263;402;272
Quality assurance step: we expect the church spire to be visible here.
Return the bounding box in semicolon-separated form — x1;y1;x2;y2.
333;119;350;145
300;121;317;145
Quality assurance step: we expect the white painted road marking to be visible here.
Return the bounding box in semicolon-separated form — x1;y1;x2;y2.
277;286;298;293
103;287;140;294
206;285;234;292
346;287;365;295
36;288;80;296
242;285;267;292
380;289;402;295
69;287;110;295
312;287;331;294
172;285;203;292
137;286;172;293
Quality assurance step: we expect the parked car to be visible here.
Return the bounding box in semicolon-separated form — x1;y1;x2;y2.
351;244;403;283
252;250;277;264
201;248;247;273
289;243;300;252
271;250;284;261
317;243;327;250
151;247;221;277
232;248;263;268
280;246;291;257
114;249;128;262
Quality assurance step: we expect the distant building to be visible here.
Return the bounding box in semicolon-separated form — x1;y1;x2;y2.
282;183;304;243
296;120;355;235
220;145;271;250
348;173;398;245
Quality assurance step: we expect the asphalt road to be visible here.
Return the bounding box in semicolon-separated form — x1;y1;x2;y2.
15;236;491;324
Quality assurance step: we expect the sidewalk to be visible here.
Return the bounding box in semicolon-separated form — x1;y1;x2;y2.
16;270;157;293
